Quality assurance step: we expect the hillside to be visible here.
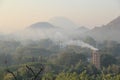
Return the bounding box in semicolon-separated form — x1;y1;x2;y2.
29;22;55;29
84;16;120;42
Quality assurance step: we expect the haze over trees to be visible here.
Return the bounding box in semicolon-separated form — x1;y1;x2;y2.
0;16;120;80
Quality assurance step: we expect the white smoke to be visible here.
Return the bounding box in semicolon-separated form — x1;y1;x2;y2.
61;40;98;51
10;24;98;51
9;18;98;51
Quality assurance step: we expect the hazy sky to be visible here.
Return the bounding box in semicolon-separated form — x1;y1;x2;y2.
0;0;120;33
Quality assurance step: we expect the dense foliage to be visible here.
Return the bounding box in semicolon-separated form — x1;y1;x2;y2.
0;38;119;80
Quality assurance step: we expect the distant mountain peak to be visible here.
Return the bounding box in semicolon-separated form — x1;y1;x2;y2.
84;16;120;42
29;22;55;29
49;17;79;29
107;16;120;27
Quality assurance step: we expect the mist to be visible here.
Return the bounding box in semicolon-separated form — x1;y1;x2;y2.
7;17;98;51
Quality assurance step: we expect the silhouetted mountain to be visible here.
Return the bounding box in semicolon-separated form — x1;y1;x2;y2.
84;16;120;42
5;17;91;42
107;16;120;29
29;22;55;29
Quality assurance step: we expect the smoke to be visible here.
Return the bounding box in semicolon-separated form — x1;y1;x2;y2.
8;19;98;51
10;24;98;51
12;26;76;41
61;40;98;51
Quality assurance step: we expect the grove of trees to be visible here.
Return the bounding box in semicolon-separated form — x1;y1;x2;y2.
0;38;119;80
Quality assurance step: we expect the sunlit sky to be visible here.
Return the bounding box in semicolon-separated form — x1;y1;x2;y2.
0;0;120;33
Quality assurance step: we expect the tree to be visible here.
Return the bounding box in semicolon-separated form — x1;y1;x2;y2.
55;52;87;67
42;73;55;80
4;73;14;80
100;54;117;67
83;36;96;47
79;70;90;80
56;72;79;80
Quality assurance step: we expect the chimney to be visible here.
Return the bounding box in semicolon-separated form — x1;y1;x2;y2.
92;50;100;69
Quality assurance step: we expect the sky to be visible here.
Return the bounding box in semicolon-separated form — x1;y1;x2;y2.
0;0;120;33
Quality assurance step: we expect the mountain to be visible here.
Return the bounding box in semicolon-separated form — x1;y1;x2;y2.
76;26;89;33
49;17;89;39
49;17;79;30
0;18;98;50
29;22;55;29
5;17;90;42
9;21;71;41
84;16;120;42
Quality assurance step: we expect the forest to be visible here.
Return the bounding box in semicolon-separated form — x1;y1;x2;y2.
0;37;120;80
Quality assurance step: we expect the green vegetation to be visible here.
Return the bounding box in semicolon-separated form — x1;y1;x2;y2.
0;38;119;80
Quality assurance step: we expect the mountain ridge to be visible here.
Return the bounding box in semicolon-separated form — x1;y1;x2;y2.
84;16;120;42
29;22;55;29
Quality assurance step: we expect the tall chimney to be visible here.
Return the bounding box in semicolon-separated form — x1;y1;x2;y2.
92;50;100;69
